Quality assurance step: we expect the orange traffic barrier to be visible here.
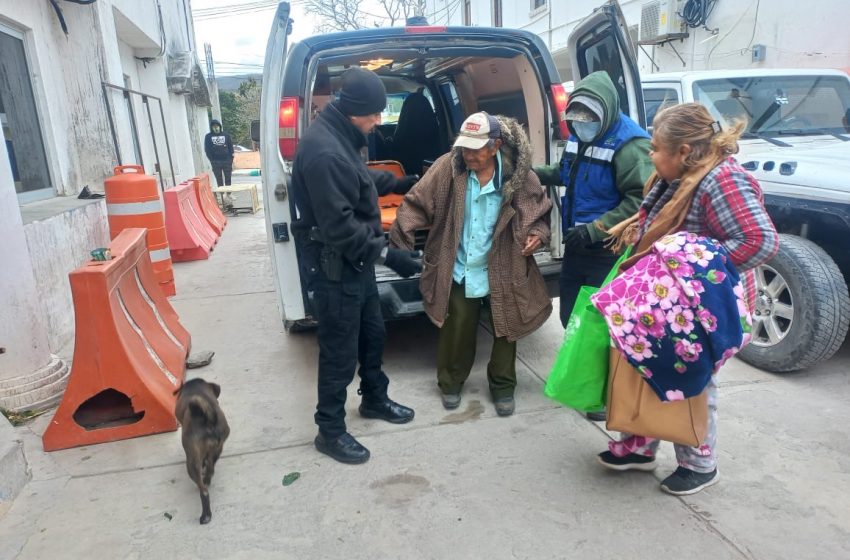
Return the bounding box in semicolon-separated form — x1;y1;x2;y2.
42;228;191;451
368;160;406;232
191;173;227;235
164;181;217;262
104;165;176;297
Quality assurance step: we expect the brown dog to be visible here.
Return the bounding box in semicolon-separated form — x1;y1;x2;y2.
174;378;230;524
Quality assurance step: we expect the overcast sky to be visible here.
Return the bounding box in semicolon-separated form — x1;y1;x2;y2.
192;0;431;77
192;0;321;77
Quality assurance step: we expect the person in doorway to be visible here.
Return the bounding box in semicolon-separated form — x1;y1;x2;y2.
204;119;234;187
390;112;552;417
290;67;420;465
534;71;654;421
597;103;778;495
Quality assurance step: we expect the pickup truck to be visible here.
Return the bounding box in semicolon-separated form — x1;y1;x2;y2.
257;1;646;329
642;69;850;372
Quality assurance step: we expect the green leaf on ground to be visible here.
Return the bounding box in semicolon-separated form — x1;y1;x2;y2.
282;472;301;486
0;408;47;427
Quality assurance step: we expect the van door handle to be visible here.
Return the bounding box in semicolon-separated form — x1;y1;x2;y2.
274;183;287;201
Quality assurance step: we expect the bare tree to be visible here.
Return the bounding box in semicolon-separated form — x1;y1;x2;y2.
305;0;427;32
375;0;427;25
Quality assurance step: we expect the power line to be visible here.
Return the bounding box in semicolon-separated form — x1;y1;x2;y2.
201;59;264;67
193;0;308;19
193;0;278;15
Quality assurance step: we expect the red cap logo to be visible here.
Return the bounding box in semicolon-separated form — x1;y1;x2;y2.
464;122;481;132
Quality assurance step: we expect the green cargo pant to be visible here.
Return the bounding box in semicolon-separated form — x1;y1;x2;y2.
437;282;517;400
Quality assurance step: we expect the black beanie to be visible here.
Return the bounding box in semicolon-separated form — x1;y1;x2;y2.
337;67;386;116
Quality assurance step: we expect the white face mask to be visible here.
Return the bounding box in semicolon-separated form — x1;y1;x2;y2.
572;121;601;143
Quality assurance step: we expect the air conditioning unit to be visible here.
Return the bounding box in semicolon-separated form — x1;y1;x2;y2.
639;0;684;43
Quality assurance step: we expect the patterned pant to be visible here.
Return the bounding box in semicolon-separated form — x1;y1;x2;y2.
608;376;719;473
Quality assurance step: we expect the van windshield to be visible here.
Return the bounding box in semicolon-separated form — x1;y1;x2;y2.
692;75;850;136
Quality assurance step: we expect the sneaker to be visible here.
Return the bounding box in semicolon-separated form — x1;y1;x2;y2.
660;467;719;495
441;392;461;410
585;410;607;422
597;450;657;472
494;396;515;417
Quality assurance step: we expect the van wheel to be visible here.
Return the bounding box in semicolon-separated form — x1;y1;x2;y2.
739;234;850;372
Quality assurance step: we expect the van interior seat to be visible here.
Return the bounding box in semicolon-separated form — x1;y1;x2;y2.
390;89;442;176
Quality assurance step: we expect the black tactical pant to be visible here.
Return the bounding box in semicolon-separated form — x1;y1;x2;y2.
210;158;233;187
312;264;389;437
559;248;619;328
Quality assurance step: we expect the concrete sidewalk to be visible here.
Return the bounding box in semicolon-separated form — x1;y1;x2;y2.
1;209;848;559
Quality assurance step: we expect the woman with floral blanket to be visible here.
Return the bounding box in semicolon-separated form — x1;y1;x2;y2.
596;103;778;495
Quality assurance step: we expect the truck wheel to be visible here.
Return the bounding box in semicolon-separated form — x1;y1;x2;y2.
739;234;850;372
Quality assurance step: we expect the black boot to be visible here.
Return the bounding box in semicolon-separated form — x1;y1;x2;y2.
314;432;370;464
359;397;415;424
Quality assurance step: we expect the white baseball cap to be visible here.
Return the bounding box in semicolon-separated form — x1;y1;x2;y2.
453;112;501;150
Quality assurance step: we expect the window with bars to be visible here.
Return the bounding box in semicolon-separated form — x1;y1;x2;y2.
492;0;502;27
0;26;53;202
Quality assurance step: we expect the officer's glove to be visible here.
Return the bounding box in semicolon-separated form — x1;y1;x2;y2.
384;248;422;278
563;225;593;251
392;174;420;195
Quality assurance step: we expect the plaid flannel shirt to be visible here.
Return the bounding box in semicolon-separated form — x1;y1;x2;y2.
639;157;779;310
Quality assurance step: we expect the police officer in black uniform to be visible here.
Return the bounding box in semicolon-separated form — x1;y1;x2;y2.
291;67;421;464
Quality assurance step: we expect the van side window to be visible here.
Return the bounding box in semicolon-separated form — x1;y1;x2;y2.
643;88;679;130
440;82;464;134
576;33;628;115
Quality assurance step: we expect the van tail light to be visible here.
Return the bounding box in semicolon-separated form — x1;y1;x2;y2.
278;97;299;159
404;25;447;33
550;84;570;140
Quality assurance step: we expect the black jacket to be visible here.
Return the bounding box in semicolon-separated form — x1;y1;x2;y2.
291;102;395;269
204;120;234;161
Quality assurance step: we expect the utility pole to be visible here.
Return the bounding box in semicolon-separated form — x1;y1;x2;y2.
205;43;222;122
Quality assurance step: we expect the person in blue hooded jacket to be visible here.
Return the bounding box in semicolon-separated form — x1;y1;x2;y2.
535;71;654;421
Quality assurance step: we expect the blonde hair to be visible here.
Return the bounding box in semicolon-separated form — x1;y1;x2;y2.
652;103;745;170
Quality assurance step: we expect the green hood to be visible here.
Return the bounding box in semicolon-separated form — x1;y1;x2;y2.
569;71;620;137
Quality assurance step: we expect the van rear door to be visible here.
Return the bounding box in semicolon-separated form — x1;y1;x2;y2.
259;2;303;327
567;0;645;127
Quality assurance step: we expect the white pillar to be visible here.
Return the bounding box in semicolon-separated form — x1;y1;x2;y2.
0;126;69;413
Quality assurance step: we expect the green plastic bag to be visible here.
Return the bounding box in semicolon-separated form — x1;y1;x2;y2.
544;249;631;411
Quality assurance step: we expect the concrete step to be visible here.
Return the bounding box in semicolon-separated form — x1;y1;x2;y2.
0;415;29;505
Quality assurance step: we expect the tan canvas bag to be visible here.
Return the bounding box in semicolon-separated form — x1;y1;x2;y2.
606;347;709;447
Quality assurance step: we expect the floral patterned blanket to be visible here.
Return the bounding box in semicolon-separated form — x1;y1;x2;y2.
591;232;752;401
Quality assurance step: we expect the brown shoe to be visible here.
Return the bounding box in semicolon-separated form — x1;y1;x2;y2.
441;392;461;410
494;396;515;417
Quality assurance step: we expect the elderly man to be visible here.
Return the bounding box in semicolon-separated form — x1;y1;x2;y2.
390;112;552;416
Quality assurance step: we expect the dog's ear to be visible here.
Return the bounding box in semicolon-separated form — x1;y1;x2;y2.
210;382;221;398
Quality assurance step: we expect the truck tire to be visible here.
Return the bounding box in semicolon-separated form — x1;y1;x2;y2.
739;234;850;372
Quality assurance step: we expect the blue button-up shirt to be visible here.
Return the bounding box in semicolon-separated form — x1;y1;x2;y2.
453;151;503;298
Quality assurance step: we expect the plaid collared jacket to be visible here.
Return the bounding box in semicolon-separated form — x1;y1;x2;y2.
639;157;779;310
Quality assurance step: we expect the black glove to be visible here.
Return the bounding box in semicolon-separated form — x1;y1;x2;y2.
384;248;422;278
563;225;592;251
392;174;419;195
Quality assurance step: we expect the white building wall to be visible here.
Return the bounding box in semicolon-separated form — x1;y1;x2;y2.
427;0;850;79
0;0;209;412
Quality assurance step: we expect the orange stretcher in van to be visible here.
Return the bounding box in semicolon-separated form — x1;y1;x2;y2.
368;160;406;232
